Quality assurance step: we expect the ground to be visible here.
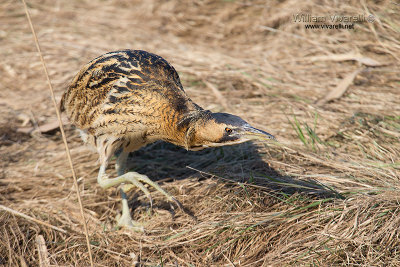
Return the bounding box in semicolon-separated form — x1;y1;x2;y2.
1;0;400;266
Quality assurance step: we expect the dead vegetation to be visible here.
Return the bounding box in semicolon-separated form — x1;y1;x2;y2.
1;0;399;266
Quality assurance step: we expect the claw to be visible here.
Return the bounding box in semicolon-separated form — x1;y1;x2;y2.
133;174;184;210
170;196;184;211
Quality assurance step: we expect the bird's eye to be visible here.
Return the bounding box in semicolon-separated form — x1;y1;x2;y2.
225;127;232;134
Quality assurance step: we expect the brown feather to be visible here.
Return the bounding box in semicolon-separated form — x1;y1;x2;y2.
61;50;271;162
61;50;202;160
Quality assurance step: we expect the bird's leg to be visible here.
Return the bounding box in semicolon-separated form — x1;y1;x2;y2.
97;153;182;230
114;150;182;208
115;151;153;207
115;150;129;176
98;161;145;231
116;188;144;231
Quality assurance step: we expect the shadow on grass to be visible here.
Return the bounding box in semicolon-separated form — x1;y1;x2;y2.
125;141;344;201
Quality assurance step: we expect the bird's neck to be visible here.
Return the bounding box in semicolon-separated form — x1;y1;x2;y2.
161;109;211;149
142;90;208;149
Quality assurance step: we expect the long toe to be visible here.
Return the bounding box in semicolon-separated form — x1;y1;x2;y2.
132;172;183;209
116;213;145;232
170;196;184;211
122;183;153;208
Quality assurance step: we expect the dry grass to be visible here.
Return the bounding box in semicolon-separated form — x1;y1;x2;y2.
1;0;400;266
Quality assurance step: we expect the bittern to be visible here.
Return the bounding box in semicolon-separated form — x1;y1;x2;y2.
60;50;275;231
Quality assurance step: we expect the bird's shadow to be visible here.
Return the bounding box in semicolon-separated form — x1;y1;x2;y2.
125;141;344;209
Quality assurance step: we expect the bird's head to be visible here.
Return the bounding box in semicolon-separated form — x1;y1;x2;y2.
181;112;275;151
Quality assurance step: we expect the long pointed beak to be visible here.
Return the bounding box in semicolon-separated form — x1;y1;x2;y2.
242;125;276;141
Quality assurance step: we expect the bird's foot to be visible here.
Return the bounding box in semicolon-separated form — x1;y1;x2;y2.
122;183;153;208
116;212;144;232
121;173;183;211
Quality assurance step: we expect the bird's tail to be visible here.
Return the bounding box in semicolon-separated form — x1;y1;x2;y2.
59;92;66;113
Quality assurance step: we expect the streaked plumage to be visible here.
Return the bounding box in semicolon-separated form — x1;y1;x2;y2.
61;50;274;230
